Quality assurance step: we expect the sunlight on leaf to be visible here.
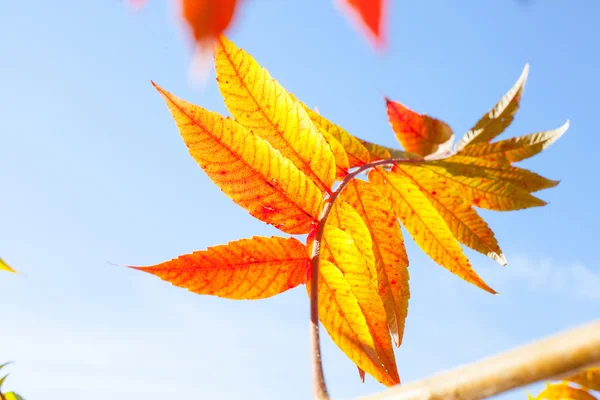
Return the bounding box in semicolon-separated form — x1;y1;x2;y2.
386;98;454;157
216;36;336;193
458;120;569;164
133;236;309;299
340;179;410;347
369;167;496;294
153;82;324;234
457;64;529;150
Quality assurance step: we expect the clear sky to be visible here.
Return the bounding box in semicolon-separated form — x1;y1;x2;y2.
1;1;599;399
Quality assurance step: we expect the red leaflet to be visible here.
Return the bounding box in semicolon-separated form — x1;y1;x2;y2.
386;98;454;157
340;0;387;47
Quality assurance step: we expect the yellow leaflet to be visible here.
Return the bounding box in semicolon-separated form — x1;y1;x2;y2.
215;36;336;193
324;203;399;383
0;258;16;273
369;167;495;294
457;121;569;164
341;179;410;347
307;259;398;387
420;161;546;211
446;155;559;193
395;164;505;266
296;101;371;168
457;64;529;150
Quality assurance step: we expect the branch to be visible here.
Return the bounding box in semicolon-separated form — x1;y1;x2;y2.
310;158;421;399
356;320;600;400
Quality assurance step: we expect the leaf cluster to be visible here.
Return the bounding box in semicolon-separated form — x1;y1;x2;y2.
134;36;567;385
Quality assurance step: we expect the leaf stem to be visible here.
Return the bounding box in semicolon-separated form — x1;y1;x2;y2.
309;157;421;399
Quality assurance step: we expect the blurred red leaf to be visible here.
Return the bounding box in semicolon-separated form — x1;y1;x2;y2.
339;0;386;48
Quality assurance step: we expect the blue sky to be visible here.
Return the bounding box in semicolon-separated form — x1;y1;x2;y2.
1;0;599;399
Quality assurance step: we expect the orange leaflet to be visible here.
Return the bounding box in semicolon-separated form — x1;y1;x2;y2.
339;0;387;48
340;180;410;347
132;236;309;299
386;98;454;157
153;82;324;234
182;0;238;44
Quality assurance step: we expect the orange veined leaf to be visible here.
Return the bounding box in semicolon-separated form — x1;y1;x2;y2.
445;155;559;193
533;382;597;400
340;179;410;347
567;368;600;391
307;260;397;386
394;164;506;266
456;64;529;150
457;121;569;164
418;161;546;211
386;98;454;157
153;83;323;234
215;36;336;193
320;225;399;385
293;97;371;168
0;258;16;274
339;0;386;48
132;236;309;299
369;167;496;294
323;200;399;382
181;0;238;44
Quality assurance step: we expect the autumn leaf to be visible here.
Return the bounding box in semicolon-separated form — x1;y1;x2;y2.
458;121;569;164
0;258;16;274
395;163;506;266
419;161;547;211
321;200;399;383
456;64;529;150
133;236;308;299
215;36;336;193
386;98;454;157
182;0;237;45
296;99;371;168
369;167;496;294
153;82;324;234
445;155;559;193
339;0;386;48
567;368;600;391
4;393;26;400
317;226;399;386
532;382;597;400
358;138;421;163
286;94;350;178
340;179;410;347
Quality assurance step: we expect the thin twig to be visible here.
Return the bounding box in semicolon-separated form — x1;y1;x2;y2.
356;320;600;400
310;158;421;399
